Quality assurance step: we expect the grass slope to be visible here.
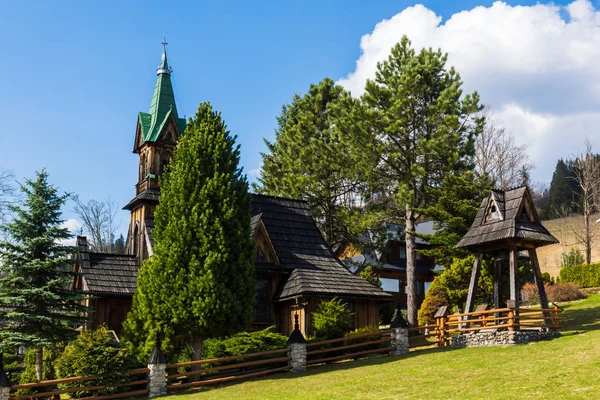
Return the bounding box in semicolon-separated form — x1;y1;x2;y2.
168;295;600;400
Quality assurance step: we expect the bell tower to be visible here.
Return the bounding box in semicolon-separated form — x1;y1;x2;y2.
124;39;186;262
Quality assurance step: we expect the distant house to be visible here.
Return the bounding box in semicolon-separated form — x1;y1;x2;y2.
341;221;441;310
71;44;391;338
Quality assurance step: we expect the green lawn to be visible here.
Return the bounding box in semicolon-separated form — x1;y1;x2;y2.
167;295;600;400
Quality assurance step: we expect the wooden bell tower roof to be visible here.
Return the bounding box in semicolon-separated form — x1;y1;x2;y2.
456;186;558;252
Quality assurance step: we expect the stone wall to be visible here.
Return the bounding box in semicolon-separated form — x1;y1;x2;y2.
451;329;561;348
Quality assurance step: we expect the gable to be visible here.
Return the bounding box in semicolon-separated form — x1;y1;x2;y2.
254;219;279;265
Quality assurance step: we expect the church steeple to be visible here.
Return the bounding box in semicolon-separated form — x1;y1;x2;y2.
156;38;172;75
126;39;187;260
134;39;186;152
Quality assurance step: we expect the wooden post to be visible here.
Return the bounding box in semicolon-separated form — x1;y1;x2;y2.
507;300;516;332
434;306;449;347
464;253;483;316
508;248;520;330
493;259;502;310
553;304;561;330
528;248;551;326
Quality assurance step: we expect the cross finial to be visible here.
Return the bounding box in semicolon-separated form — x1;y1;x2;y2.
162;36;168;52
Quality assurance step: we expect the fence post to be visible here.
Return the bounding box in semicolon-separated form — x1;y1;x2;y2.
507;300;516;332
434;306;449;347
147;339;167;398
552;303;563;331
390;310;409;356
287;314;307;372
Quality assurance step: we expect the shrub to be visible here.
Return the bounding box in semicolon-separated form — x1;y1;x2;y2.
418;278;448;326
344;326;383;353
54;326;140;398
521;282;540;305
561;247;584;267
521;282;586;304
16;344;64;395
313;298;354;340
203;326;288;359
547;282;586;302
560;263;600;288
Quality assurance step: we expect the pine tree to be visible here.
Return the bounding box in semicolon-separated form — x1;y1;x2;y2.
547;159;576;218
338;36;483;326
123;103;255;366
113;234;126;254
415;171;493;266
0;170;88;380
255;79;360;251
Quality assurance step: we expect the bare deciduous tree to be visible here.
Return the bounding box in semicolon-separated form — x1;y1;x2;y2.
475;107;533;189
0;169;14;223
73;196;120;253
570;139;600;265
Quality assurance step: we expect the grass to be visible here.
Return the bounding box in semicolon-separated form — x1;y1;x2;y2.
167;295;600;400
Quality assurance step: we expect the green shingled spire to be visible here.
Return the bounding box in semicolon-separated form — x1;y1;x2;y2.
137;38;186;145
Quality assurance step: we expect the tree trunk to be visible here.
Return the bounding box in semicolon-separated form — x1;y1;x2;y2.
405;205;417;327
35;346;43;381
190;335;203;382
584;201;592;265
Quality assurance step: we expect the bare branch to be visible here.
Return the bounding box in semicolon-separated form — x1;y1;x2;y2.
72;196;121;253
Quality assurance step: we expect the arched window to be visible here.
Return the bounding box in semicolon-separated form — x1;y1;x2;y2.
132;225;139;256
139;153;147;182
160;150;172;174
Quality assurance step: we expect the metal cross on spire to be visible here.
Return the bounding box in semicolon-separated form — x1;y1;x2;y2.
162;36;168;52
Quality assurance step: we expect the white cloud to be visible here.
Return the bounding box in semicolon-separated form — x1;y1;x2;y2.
337;0;600;182
248;167;262;178
60;218;83;246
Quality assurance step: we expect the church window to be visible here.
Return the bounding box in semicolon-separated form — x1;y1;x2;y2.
160;151;172;174
254;280;270;321
139;153;148;181
132;225;139;256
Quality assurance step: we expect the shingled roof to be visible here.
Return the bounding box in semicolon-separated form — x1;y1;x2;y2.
251;194;391;301
82;253;139;295
456;186;558;251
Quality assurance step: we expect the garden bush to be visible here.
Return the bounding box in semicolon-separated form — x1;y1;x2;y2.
203;326;288;359
313;298;354;340
418;278;448;326
54;326;140;398
560;263;600;288
547;282;586;302
521;282;585;304
344;326;384;353
16;344;64;396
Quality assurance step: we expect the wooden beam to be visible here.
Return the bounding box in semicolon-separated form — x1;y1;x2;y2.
493;260;501;310
529;248;551;325
464;253;483;315
509;248;520;329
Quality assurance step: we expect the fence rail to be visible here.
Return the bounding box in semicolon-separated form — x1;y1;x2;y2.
306;329;394;366
9;368;149;400
165;347;291;392
434;304;562;346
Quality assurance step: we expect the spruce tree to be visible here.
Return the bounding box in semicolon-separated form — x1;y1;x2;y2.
339;36;483;326
256;79;359;251
123;103;255;364
0;170;88;380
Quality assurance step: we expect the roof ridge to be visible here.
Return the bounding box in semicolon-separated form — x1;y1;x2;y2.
250;193;308;205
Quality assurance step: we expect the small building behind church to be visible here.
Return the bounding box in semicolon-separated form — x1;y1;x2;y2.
71;44;391;338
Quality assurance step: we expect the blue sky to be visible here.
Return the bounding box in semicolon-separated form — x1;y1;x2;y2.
0;0;591;236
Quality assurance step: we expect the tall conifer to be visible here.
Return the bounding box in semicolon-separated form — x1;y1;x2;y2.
123;103;255;363
339;36;483;326
0;170;88;380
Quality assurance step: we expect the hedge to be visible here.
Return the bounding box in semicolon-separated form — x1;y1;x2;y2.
559;263;600;288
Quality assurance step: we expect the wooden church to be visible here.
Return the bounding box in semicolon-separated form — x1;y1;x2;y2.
72;43;391;337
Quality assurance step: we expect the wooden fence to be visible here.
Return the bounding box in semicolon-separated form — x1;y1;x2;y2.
6;306;562;398
306;329;394;365
435;304;562;346
9;367;149;400
164;348;291;392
